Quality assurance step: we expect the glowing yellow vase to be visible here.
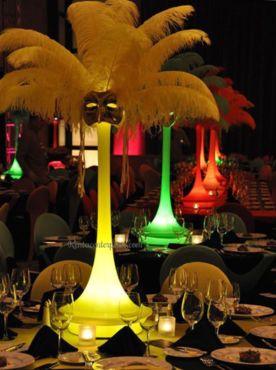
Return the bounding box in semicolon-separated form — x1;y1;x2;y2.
70;122;145;337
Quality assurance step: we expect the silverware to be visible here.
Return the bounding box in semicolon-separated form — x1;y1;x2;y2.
34;361;58;370
4;342;26;352
200;355;234;370
261;338;276;350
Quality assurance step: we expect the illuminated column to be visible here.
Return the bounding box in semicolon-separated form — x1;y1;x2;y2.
203;128;226;191
199;125;207;170
58;119;66;147
70;123;147;337
141;126;188;246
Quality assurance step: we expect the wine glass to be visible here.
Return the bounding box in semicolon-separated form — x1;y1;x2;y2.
51;267;65;289
168;267;186;299
181;290;204;331
205;279;226;304
186;271;198;292
119;292;141;327
207;298;227;337
203;215;217;240
133;215;148;238
11;268;31;318
225;282;240;318
78;215;90;235
216;213;228;245
140;303;159;356
50;291;74;355
63;263;81;293
111;210;121;229
0;282;17;341
119;264;139;293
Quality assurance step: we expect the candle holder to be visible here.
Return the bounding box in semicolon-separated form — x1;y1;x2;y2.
158;316;176;337
115;234;126;244
79;324;96;346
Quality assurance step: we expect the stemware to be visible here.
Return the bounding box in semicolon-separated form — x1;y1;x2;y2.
50;291;74;355
133;215;148;238
205;279;226;304
119;292;141;327
186;271;198;292
119;264;139;293
10;268;31;318
207;298;227;337
0;281;17;341
216;213;228;245
225;282;240;318
78;215;90;235
111;210;121;229
140;303;159;356
63;263;81;293
181;290;204;331
203;215;217;241
51;267;65;289
168;267;186;299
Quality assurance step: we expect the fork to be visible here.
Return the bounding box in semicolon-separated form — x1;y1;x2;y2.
261;338;276;350
200;355;233;370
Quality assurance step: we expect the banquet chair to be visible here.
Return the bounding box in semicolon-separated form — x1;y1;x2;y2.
47;180;58;210
0;202;9;223
30;260;91;302
217;202;255;232
34;212;71;266
54;243;95;266
161;261;233;296
159;245;276;297
0;221;15;258
26;186;50;263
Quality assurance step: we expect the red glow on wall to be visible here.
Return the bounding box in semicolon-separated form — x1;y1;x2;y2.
113;124;145;156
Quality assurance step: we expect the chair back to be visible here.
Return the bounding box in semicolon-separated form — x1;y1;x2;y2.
26;186;50;262
0;202;9;223
54;243;95;266
0;221;15;258
30;260;91;302
34;212;71;256
217;202;254;232
161;261;233;296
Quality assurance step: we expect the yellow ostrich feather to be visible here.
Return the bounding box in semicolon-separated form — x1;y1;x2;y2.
105;0;139;26
142;30;210;73
139;5;194;42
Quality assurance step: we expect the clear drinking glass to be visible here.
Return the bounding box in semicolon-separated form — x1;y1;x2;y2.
181;290;204;330
119;264;139;293
63;263;81;293
11;268;31;318
225;282;240;318
78;215;90;235
207;298;227;337
50;291;74;355
168;267;186;299
205;279;226;304
217;213;228;245
133;215;148;238
0;282;17;341
119;292;141;327
140;303;159;356
51;267;65;289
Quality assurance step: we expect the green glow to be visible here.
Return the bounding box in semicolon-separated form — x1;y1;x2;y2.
70;123;149;337
141;127;188;246
4;158;23;180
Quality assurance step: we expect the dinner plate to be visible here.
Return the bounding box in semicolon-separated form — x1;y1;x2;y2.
94;356;172;369
58;351;85;365
218;334;242;344
228;303;274;318
250;326;276;340
164;347;205;358
44;234;82;242
22;304;40;313
211;347;276;366
0;352;35;369
237;233;267;239
223;246;264;254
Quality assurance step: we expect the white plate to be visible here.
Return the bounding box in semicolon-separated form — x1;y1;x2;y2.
0;352;35;369
237;233;267;239
223;246;264;254
218;334;242;344
250;326;276;340
58;351;85;364
22;304;40;313
228;303;274;318
211;347;276;366
164;347;205;358
94;356;172;369
44;235;82;242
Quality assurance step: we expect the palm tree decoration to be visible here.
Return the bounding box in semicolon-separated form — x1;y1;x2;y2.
0;0;218;335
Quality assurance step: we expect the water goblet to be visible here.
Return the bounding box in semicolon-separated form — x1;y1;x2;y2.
181;290;204;331
140;303;159;356
119;264;139;293
207;298;227;337
133;215;148;239
168;268;186;299
50;291;74;355
216;213;228;246
51;267;65;289
11;268;31;318
205;279;226;304
63;263;81;293
0;282;17;340
119;292;141;327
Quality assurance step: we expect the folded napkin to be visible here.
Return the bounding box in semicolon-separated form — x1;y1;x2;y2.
223;230;245;244
220;317;246;336
27;325;77;359
0;313;23;339
7;313;23;328
98;326;146;356
171;318;224;352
